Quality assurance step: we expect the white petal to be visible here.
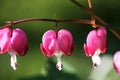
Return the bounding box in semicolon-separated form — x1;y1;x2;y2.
56;60;63;71
10;52;17;70
54;51;63;71
92;55;101;68
92;49;102;68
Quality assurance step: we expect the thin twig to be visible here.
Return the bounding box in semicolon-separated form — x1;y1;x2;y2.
71;0;109;26
0;18;92;29
87;0;96;28
88;0;92;9
0;0;120;39
71;0;120;39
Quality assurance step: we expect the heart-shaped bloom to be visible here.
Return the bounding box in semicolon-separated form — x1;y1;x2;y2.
40;29;74;70
113;51;120;74
0;27;28;70
84;27;107;68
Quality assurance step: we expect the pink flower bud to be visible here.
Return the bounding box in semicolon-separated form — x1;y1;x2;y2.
84;27;107;68
0;27;28;70
40;29;74;70
113;51;120;74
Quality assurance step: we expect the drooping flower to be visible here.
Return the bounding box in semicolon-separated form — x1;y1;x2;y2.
84;27;107;68
113;51;120;74
0;27;28;70
40;29;74;70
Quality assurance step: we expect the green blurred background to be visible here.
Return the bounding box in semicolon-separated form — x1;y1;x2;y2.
0;0;120;80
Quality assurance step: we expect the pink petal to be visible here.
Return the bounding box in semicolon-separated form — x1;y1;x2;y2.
85;30;101;56
84;44;89;56
84;27;107;56
58;29;73;56
97;27;107;37
40;44;48;57
97;27;107;53
0;27;11;54
113;51;120;74
69;43;74;56
10;28;28;56
41;30;58;57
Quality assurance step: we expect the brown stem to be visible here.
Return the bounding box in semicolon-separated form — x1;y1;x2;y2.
0;18;92;28
71;0;120;39
71;0;109;26
88;0;92;9
0;0;120;39
54;15;58;32
87;0;96;28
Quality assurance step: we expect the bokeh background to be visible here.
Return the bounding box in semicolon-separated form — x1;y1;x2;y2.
0;0;120;80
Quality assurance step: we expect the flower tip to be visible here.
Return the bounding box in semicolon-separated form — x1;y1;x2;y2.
93;63;98;69
11;63;17;70
56;61;63;71
92;55;101;68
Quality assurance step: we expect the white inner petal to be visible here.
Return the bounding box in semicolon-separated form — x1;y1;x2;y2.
54;51;63;71
10;52;17;70
92;49;102;68
56;58;63;71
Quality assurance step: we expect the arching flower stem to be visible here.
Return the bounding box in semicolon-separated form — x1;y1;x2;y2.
0;18;92;29
0;0;120;39
71;0;120;39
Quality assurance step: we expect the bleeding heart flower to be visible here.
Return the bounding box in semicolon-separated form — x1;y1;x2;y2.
0;27;28;70
113;51;120;74
84;27;107;68
40;29;74;70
